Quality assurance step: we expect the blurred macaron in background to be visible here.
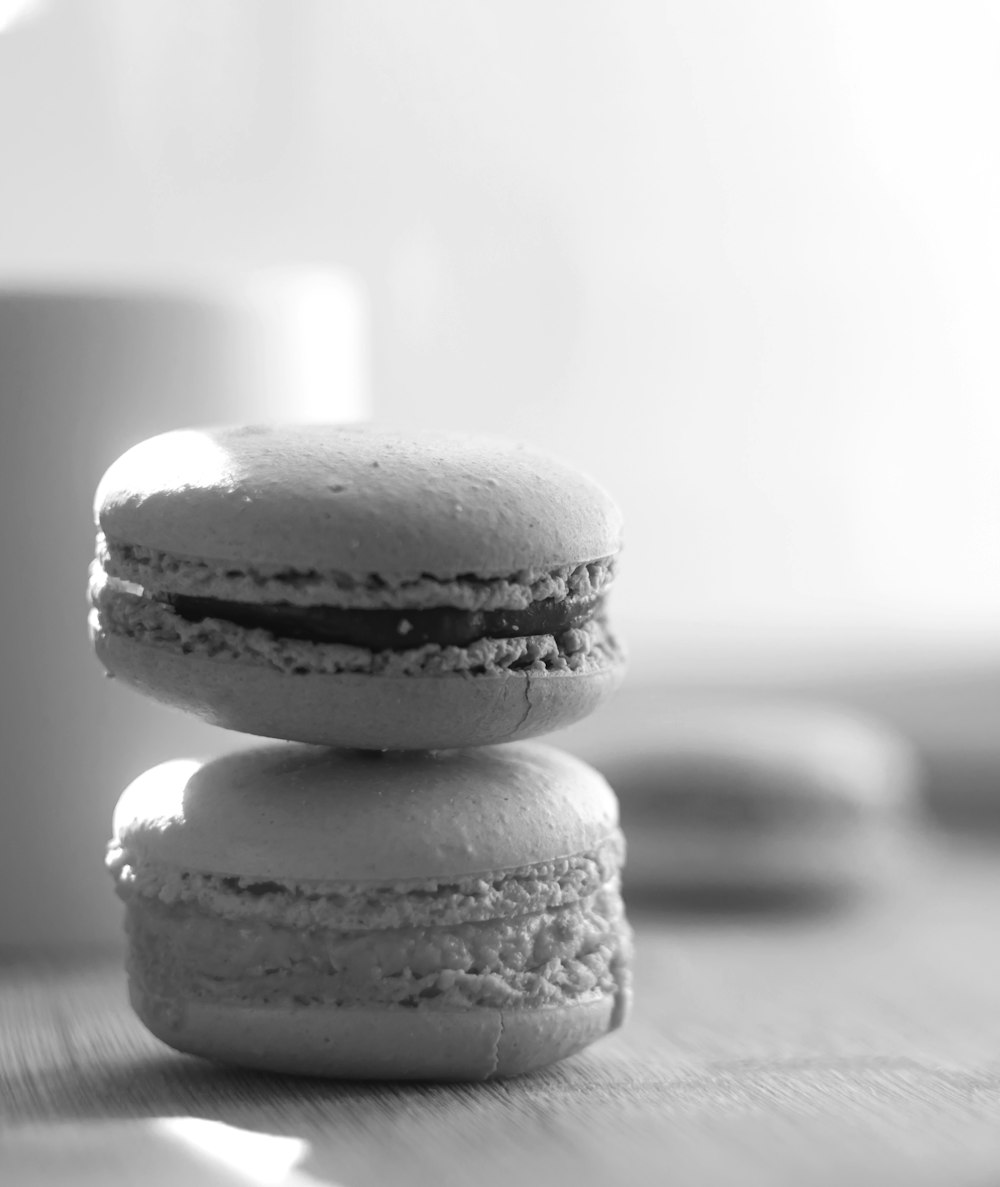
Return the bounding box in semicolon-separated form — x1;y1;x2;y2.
553;691;924;908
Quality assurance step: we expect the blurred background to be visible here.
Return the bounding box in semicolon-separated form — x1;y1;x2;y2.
1;0;999;946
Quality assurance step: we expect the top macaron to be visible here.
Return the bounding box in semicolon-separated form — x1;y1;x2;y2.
90;425;626;749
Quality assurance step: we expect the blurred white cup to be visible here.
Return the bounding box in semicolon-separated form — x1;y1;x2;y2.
0;268;368;947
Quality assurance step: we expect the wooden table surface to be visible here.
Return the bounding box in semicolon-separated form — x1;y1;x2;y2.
3;831;1000;1187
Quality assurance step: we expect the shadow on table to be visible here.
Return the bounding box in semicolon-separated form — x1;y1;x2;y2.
2;1045;501;1118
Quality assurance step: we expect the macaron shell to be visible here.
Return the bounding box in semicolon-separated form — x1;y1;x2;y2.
95;628;624;751
128;984;619;1080
95;425;623;577
113;741;621;883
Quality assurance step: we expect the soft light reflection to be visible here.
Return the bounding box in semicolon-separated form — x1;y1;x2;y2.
0;0;45;34
3;1119;338;1186
242;270;369;424
94;429;235;515
155;1118;315;1185
112;759;202;837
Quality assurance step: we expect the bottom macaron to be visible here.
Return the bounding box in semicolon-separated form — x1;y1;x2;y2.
107;743;632;1080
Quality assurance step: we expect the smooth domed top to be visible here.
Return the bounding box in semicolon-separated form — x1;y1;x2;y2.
112;742;621;882
95;425;623;578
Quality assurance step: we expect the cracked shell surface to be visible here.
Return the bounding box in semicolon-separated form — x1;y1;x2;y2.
129;988;620;1080
92;626;624;749
91;426;626;747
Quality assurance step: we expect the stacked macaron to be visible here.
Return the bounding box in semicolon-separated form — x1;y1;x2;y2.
92;425;632;1079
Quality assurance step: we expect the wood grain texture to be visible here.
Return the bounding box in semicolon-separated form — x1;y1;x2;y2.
3;834;1000;1187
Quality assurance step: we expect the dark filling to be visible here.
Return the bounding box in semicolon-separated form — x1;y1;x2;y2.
163;592;603;651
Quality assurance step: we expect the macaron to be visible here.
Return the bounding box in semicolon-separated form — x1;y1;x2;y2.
555;697;920;902
90;425;625;749
107;741;632;1080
